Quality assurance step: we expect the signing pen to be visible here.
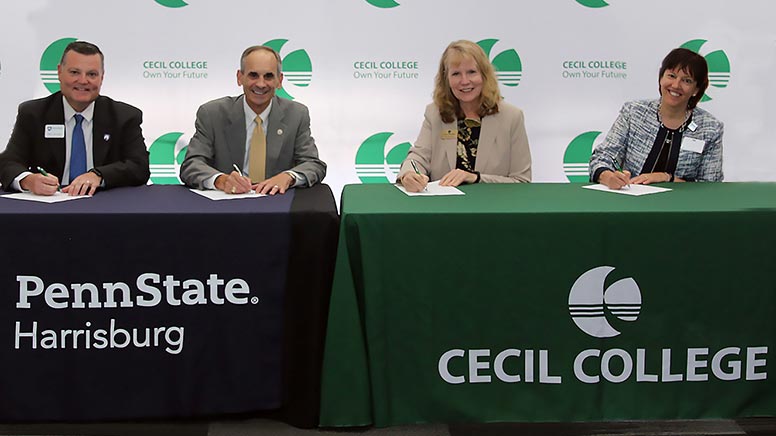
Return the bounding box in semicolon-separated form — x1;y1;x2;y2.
37;166;60;191
410;159;428;192
612;158;630;189
232;164;243;175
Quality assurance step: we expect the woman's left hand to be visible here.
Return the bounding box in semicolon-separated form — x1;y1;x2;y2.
630;172;671;185
439;169;477;186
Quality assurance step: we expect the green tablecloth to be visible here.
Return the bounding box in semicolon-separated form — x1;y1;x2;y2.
321;183;776;427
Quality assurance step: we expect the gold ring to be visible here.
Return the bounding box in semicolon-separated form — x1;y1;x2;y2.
273;185;279;189
231;187;236;194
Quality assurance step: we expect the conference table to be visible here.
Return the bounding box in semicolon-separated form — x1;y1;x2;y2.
320;182;776;427
0;184;338;429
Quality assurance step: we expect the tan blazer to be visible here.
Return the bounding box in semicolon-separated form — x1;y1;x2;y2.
398;102;531;183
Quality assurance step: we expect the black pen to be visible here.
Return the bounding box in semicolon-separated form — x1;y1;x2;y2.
36;166;60;191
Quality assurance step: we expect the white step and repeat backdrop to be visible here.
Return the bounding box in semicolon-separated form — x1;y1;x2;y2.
1;0;775;200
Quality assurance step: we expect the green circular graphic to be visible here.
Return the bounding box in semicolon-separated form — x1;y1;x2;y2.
366;0;400;8
355;132;411;183
564;131;601;182
680;39;731;103
263;39;313;101
149;132;186;185
40;37;77;93
576;0;609;7
155;0;189;8
477;39;523;87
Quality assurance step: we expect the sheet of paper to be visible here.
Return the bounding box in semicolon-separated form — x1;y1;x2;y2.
1;191;89;203
394;181;465;196
583;183;672;196
189;189;267;200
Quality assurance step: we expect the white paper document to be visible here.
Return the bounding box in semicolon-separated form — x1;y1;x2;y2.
189;189;267;200
394;181;465;196
1;191;89;203
583;183;672;196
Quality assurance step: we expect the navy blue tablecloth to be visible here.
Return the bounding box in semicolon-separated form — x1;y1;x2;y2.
0;185;338;428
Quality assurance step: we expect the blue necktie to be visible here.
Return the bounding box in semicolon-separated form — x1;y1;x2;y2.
70;114;86;182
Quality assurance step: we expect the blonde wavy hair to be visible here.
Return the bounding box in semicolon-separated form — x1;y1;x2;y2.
433;40;502;123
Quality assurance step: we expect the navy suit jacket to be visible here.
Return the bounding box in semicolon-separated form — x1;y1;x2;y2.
0;92;150;191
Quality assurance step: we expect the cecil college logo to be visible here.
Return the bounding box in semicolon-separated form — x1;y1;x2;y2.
149;132;188;185
477;39;522;87
355;132;411;183
155;0;188;7
366;0;400;8
569;266;641;338
680;39;730;102
40;37;77;93
263;39;312;101
576;0;610;7
563;131;601;182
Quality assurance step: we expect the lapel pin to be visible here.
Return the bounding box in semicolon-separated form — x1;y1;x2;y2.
277;129;283;135
103;134;111;142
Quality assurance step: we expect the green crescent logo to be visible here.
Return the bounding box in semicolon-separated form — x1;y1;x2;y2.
149;132;188;185
366;0;400;8
564;131;601;182
155;0;189;8
477;39;523;87
680;39;731;103
576;0;610;7
355;132;411;183
263;39;312;101
40;37;78;93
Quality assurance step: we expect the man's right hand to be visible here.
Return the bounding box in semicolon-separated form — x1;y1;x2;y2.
215;171;253;194
20;173;59;196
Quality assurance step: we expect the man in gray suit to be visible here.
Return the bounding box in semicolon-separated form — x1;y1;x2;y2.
180;45;325;195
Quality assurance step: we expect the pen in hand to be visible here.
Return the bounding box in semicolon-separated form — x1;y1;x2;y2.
612;158;629;189
36;166;60;191
410;159;428;192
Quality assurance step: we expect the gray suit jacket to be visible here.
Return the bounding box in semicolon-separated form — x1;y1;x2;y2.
397;102;531;183
180;95;326;189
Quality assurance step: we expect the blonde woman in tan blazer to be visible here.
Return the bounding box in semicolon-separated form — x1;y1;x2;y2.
398;40;531;192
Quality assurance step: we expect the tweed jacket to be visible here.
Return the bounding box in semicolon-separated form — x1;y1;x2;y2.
589;99;724;182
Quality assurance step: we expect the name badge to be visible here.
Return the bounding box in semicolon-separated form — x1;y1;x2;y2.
681;136;705;153
45;124;65;138
441;129;457;140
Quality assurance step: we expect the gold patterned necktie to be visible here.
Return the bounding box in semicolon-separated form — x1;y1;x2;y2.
248;116;266;182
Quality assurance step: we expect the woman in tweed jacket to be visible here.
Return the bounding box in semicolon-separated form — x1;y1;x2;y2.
589;48;724;190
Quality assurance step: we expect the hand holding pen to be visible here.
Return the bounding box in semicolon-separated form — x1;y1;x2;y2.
19;167;60;196
401;159;429;193
217;164;252;194
600;158;631;190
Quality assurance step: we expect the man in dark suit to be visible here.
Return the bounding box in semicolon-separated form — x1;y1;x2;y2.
0;41;149;196
180;45;325;195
